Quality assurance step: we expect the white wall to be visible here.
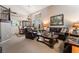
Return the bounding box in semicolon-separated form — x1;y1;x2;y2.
1;22;12;41
30;5;79;27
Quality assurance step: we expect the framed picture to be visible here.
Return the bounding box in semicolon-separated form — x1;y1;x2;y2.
50;14;64;26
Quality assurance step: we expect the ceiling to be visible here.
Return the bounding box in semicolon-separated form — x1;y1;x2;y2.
3;5;49;17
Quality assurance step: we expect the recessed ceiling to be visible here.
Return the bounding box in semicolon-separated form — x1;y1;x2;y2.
3;5;49;16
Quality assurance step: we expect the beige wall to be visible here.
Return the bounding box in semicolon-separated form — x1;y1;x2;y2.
30;5;79;27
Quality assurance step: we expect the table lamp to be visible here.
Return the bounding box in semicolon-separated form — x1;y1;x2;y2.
43;21;49;30
72;23;79;35
72;23;79;28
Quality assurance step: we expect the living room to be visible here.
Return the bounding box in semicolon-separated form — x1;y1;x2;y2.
0;5;79;53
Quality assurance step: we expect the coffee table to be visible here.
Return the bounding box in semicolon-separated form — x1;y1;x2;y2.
37;32;58;48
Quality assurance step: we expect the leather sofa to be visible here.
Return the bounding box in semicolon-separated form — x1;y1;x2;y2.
24;28;37;40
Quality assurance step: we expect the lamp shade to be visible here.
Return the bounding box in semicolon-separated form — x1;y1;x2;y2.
72;23;79;28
